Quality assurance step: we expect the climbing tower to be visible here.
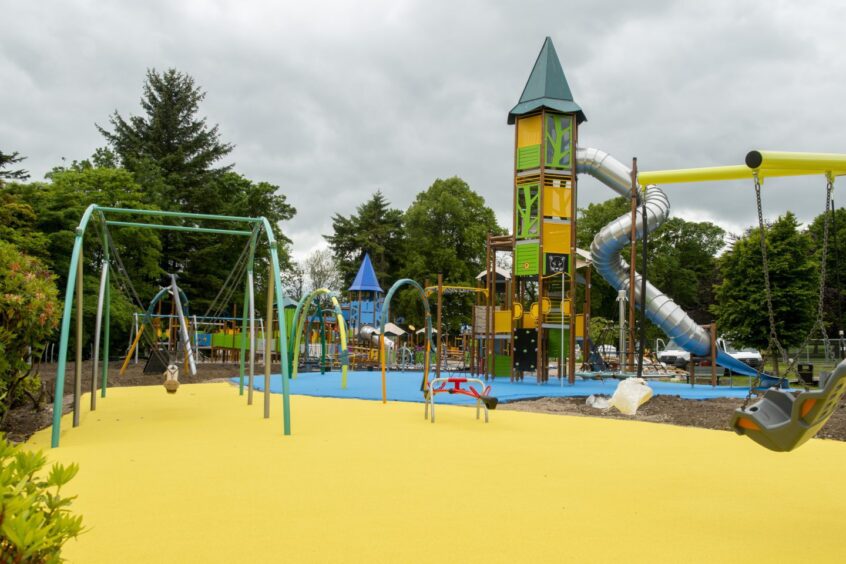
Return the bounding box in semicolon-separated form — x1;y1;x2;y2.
484;37;584;383
347;253;384;334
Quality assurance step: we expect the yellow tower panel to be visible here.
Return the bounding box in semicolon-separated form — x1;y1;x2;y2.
542;186;572;218
542;221;571;254
516;114;542;148
494;310;512;333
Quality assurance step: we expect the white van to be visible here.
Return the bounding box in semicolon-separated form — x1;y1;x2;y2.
656;339;691;369
717;338;763;371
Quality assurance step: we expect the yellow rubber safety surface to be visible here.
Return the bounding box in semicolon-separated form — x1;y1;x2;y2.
30;383;846;563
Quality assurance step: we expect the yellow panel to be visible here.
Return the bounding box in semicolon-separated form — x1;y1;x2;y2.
522;313;536;329
543;222;571;254
512;303;524;320
576;314;585;338
494;310;512;333
516;114;542;148
543;187;572;218
562;299;572;315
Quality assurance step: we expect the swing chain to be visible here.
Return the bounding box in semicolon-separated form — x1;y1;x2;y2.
748;172;834;402
753;173;788;369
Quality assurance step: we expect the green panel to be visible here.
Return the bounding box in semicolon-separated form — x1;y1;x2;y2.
545;114;573;169
517;144;541;170
494;354;511;377
546;328;570;358
515;243;539;276
285;307;295;335
212;333;238;348
515;183;540;239
211;332;227;348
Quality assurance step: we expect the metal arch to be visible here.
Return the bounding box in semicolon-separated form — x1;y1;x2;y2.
255;216;292;435
381;279;434;349
290;288;349;388
50;206;294;447
143;285;191;324
50;204;98;447
380;279;434;402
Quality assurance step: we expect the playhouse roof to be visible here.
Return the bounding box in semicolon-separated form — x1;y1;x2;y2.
348;252;383;293
508;37;586;125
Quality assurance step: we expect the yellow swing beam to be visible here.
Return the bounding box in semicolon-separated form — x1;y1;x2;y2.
638;150;846;186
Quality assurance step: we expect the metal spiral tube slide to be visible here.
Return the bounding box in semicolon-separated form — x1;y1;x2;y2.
577;147;758;377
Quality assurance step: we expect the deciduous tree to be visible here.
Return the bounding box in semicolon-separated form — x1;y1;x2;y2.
324;191;405;288
713;213;818;352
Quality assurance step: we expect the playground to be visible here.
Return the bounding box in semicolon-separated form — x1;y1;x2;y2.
4;23;846;563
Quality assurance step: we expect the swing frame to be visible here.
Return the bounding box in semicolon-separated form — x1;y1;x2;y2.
639;150;845;451
50;205;293;448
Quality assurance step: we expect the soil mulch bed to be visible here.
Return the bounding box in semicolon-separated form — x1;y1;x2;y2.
5;363;846;444
501;394;846;442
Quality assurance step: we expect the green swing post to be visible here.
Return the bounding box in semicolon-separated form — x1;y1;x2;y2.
239;276;249;395
72;243;83;427
235;232;258;402
260;217;291;435
52;204;97;447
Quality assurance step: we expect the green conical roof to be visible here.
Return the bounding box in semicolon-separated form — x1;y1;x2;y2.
508;37;586;124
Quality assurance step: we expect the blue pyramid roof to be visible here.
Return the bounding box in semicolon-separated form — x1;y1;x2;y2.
348;253;383;293
508;37;586;124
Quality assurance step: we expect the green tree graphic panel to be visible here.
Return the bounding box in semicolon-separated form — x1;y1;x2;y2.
516;183;540;239
545;114;573;169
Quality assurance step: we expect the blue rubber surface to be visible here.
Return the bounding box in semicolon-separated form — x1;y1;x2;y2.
231;370;755;405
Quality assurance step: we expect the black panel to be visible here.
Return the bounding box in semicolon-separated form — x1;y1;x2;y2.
513;329;538;371
545;253;568;274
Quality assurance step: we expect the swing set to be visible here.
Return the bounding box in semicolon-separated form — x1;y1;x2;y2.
49;205;293;448
640;150;846;452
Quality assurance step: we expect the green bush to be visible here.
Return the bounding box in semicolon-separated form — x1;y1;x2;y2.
0;241;60;424
0;435;84;562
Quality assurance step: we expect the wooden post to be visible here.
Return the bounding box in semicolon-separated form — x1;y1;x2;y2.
689;355;695;388
436;273;443;380
537;110;546;384
568;116;579;384
584;266;592;371
710;323;717;387
485;236;493;381
73;244;83;427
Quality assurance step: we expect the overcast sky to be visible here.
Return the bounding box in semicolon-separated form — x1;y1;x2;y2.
3;0;846;261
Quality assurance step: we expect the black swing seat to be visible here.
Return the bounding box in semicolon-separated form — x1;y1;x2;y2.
480;395;499;410
731;359;846;452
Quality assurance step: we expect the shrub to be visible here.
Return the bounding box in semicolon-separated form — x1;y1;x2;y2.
0;434;84;562
0;241;60;424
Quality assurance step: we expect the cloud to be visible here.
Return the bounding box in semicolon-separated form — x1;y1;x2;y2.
2;0;844;264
